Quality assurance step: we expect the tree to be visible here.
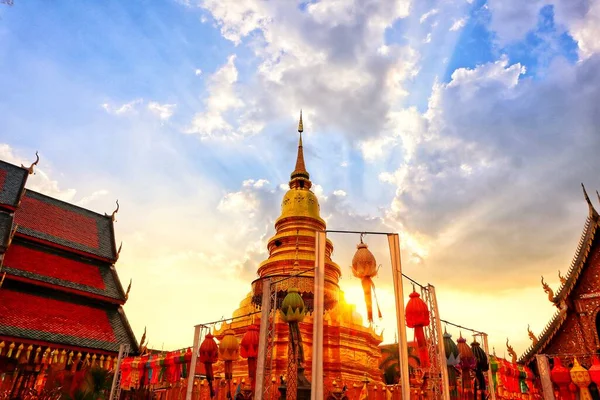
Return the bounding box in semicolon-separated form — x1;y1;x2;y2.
379;343;421;385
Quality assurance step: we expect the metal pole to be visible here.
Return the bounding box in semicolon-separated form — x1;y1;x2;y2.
311;231;326;400
429;285;450;400
109;344;125;400
480;334;496;400
186;325;203;400
387;234;411;400
255;279;272;400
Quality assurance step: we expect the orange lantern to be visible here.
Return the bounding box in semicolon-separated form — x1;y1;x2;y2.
219;329;240;399
351;238;381;323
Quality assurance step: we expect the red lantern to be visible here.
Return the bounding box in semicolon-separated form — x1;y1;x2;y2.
551;357;573;400
405;290;430;367
199;333;219;398
588;356;600;386
241;324;260;386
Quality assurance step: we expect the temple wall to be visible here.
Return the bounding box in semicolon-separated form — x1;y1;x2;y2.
545;240;600;366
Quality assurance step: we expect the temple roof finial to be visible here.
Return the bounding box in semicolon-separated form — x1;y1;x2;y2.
582;183;598;216
290;110;310;184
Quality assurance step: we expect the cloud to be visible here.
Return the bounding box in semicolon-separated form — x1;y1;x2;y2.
185;55;247;139
101;99;143;115
195;68;203;76
449;17;467;31
196;0;419;143
486;0;600;58
102;99;176;121
420;8;439;24
147;102;177;121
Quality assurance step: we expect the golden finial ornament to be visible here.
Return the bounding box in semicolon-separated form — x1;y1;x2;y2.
582;183;597;215
100;354;105;368
15;343;23;359
106;200;119;222
527;325;538;345
7;342;15;358
140;326;147;348
506;338;517;364
0;341;4;356
0;272;5;289
541;276;555;303
84;353;90;366
42;347;50;364
116;242;123;260
67;351;74;365
34;346;41;363
21;151;39;175
60;349;66;364
558;270;566;285
51;349;58;364
298;110;304;133
26;345;32;360
125;278;132;300
7;223;18;248
91;354;97;367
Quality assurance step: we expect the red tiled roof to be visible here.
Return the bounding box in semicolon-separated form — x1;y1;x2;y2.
0;288;136;352
4;244;106;289
14;190;116;261
0;160;28;209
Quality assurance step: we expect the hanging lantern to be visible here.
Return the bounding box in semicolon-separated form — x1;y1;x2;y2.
405;290;430;367
280;287;307;360
199;333;219;398
551;357;573;400
281;287;307;399
471;339;489;400
219;329;240;399
570;358;592;399
588;356;600;387
240;324;260;386
351;239;381;323
443;330;460;400
457;334;476;399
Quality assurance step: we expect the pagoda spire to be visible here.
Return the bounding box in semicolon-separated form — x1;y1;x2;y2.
290;110;311;188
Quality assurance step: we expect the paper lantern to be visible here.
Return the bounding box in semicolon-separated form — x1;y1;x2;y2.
351;239;381;323
588;356;600;386
199;333;219;398
405;290;430;367
551;357;573;400
570;358;592;400
240;324;260;385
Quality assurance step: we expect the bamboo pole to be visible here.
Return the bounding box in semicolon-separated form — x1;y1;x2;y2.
387;234;411;400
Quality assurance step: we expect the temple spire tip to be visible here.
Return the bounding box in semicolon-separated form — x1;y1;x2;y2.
298;110;303;133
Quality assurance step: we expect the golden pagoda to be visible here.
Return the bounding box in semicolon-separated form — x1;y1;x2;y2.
216;112;383;386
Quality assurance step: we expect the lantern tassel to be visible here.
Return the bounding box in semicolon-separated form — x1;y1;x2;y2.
371;279;383;320
414;327;429;367
205;363;215;398
361;277;374;323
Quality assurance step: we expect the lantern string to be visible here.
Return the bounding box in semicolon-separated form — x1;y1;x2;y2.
439;319;485;335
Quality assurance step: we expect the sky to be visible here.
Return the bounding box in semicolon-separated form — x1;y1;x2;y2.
1;0;600;358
